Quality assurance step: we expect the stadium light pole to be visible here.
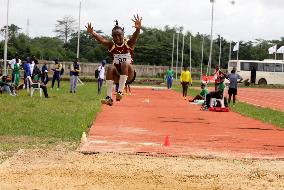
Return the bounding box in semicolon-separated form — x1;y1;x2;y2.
171;33;175;69
228;1;235;62
3;0;10;76
218;36;222;68
189;35;192;73
229;41;232;61
208;0;215;75
76;1;82;59
180;34;184;73
200;37;204;81
175;31;179;81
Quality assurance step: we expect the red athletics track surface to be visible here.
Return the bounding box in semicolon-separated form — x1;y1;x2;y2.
237;88;284;112
196;87;284;112
80;87;284;159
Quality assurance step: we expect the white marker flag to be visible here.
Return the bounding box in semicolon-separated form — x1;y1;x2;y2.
268;45;277;54
233;42;239;51
276;46;284;54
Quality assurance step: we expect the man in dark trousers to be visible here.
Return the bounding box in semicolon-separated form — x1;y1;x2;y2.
51;59;62;90
97;60;106;95
250;66;256;85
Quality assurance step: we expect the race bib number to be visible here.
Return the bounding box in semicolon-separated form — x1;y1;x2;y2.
113;53;131;65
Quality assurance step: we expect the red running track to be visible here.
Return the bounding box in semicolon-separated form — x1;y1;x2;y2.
237;88;284;112
80;87;284;159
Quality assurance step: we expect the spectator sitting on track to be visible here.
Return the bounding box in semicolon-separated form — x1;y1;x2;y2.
189;83;208;102
204;76;226;109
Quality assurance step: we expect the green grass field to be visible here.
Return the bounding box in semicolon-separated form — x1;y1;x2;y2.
230;102;284;128
0;82;103;141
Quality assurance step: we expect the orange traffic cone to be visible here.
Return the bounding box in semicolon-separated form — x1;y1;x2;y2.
163;135;170;146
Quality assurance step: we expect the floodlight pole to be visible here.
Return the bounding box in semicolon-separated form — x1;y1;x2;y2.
218;36;222;68
189;35;192;73
200;37;204;81
76;1;81;59
228;1;236;62
181;34;185;73
3;0;10;76
171;33;175;68
175;32;179;81
208;0;215;75
229;41;232;61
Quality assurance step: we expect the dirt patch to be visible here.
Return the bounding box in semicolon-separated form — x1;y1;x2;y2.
0;149;283;190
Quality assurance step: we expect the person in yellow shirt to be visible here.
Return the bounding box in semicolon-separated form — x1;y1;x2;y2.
180;65;192;100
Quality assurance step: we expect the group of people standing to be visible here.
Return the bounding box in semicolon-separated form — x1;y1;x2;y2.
203;65;242;109
0;54;84;98
164;64;243;109
165;65;193;100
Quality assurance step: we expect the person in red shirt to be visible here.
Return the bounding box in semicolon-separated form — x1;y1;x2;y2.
213;65;226;90
86;15;142;106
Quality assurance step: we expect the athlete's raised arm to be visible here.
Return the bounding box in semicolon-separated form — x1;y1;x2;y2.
86;23;112;48
127;14;142;48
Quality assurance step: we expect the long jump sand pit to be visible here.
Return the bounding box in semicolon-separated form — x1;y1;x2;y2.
0;149;283;190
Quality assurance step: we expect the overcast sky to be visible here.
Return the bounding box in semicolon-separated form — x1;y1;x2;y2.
1;0;283;42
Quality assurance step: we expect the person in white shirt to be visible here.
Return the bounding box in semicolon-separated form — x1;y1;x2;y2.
29;55;36;76
98;60;106;94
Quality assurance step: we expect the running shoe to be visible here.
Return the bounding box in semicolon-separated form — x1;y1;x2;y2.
116;91;123;101
101;96;113;106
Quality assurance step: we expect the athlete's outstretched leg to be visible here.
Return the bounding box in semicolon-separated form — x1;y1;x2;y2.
101;65;119;106
116;62;134;101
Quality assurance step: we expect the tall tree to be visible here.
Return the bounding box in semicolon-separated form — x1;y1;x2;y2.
1;24;22;38
54;16;76;44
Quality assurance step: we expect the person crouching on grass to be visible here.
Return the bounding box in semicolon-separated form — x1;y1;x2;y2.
86;15;142;106
180;65;192;100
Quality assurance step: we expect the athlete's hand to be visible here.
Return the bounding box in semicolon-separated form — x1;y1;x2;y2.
86;23;94;34
132;14;142;29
